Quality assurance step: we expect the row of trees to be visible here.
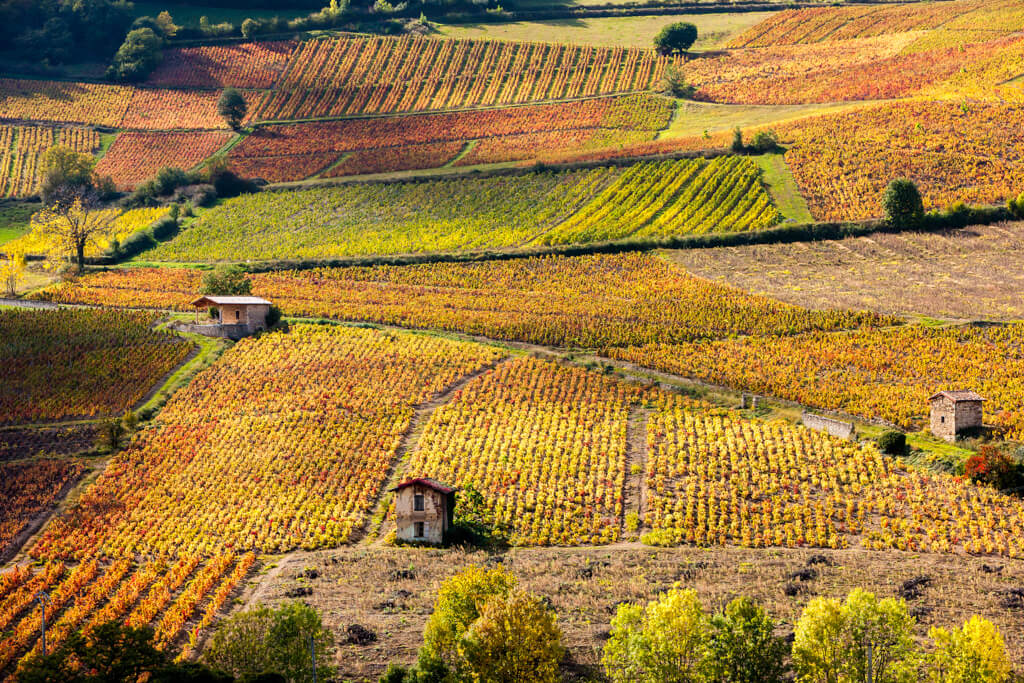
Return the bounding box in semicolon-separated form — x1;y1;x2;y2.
379;567;1013;683
0;0;134;67
10;569;1016;683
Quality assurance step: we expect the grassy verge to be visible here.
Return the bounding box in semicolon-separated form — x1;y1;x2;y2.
754;152;813;224
135;325;231;420
0;201;37;245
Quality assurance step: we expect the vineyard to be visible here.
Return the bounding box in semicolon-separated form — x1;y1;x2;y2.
0;308;192;424
0;553;255;676
609;322;1024;441
644;392;1024;556
404;357;636;545
145;41;296;89
228;94;673;182
0;126;99;198
95;131;234;190
33;254;888;348
120;88;262;130
774;100;1024;221
255;36;671;120
670;221;1024;320
0;79;133;127
29;324;501;559
146;157;778;261
0;459;84;558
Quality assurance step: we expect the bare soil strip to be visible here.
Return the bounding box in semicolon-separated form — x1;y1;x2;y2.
620;404;650;539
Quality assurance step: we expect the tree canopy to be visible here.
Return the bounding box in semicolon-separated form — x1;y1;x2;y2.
218;88;249;130
107;27;164;82
653;22;698;56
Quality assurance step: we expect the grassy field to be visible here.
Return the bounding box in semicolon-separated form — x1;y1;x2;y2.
660;100;873;139
753;152;813;223
0;202;35;246
249;545;1024;681
667;221;1024;321
435;12;773;49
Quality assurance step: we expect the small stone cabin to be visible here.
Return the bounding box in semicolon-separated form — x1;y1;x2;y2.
929;390;985;442
190;295;272;340
389;478;456;545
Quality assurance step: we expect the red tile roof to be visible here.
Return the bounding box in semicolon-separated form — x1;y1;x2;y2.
389;477;456;494
929;390;985;402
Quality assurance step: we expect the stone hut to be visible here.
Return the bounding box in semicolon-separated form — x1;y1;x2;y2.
929;390;985;442
389;478;456;545
189;295;272;340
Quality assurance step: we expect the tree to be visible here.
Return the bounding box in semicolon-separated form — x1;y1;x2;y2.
602;587;708;683
793;589;917;683
462;591;564;683
0;245;27;297
882;178;925;229
446;482;510;548
203;602;334;683
928;616;1011;683
219;88;249;130
107;27;163;82
731;127;744;153
706;597;788;683
201;265;252;296
654;22;698;56
660;64;695;98
39;146;96;205
421;566;518;673
31;195;118;272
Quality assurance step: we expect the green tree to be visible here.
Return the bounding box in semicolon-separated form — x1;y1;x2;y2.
219;88;249;130
201;265;252;296
421;566;517;673
793;588;917;683
882;178;925;229
654;22;698;56
602;586;708;683
107;27;163;82
39;146;97;205
706;597;788;683
928;616;1011;683
203;602;334;683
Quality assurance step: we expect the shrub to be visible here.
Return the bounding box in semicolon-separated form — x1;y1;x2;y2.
877;430;906;455
241;18;258;39
603;586;707;683
928;616;1011;683
203;602;334;683
154;167;191;196
750;130;780;153
107;27;163;82
462;591;564;683
660;64;695;98
793;588;917;683
882;178;925;229
731;127;744;153
964;444;1023;492
654;22;698;55
201;265;251;296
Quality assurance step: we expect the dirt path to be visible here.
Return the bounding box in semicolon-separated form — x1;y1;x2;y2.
0;298;58;309
620;405;650;540
355;357;510;545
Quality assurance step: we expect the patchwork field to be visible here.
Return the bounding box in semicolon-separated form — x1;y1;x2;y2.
228;93;673;182
0;126;100;199
33;253;888;348
95;131;235;190
0;459;84;559
0;308;191;424
670;221;1024;320
146;156;779;261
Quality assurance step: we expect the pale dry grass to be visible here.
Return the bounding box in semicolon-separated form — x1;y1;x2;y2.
246;544;1024;682
668;221;1024;320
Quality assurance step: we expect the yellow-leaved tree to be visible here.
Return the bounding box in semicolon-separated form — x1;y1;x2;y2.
0;245;27;296
31;197;118;273
928;616;1011;683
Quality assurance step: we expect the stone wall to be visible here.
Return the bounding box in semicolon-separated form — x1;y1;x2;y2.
801;412;856;440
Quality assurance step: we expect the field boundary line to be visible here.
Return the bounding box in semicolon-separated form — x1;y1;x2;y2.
620;404;650;541
356;356;511;545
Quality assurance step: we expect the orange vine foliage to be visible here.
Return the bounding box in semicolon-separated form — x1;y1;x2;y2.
0;308;192;424
95;131;234;190
30;325;500;560
0;460;84;558
33;254;888;348
146;41;296;89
